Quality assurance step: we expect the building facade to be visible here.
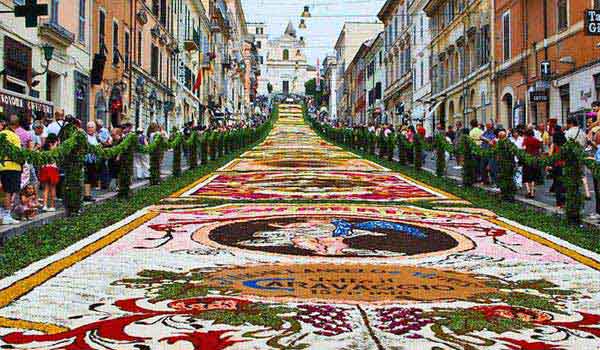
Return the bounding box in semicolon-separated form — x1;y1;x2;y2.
247;22;267;96
261;22;312;95
379;0;412;127
0;0;91;124
410;0;433;135
322;55;337;120
494;0;600;128
348;40;371;125
334;22;383;124
364;32;385;125
424;0;492;129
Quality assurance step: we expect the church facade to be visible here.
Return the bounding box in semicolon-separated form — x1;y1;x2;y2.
253;22;314;96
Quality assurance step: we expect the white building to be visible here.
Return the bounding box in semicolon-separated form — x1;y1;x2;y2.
247;22;268;96
260;21;312;95
323;55;337;119
409;0;433;135
0;0;91;123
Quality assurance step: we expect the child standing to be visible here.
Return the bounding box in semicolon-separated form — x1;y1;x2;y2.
39;134;60;212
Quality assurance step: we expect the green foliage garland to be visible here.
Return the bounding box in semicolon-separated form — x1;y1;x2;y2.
433;133;447;177
171;134;182;176
562;141;585;224
459;136;477;186
149;135;164;185
496;139;517;201
386;134;396;161
397;133;409;165
117;138;135;198
413;134;423;171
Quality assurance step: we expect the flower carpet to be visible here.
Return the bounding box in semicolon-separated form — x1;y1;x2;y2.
1;104;600;349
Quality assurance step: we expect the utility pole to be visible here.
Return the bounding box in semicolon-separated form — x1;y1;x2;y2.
543;0;549;122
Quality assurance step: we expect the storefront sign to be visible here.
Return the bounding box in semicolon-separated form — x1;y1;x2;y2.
0;89;53;116
585;10;600;35
540;60;551;80
178;60;186;85
530;90;549;103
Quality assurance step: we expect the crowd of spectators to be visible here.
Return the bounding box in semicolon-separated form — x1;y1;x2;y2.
0;99;271;225
314;101;600;216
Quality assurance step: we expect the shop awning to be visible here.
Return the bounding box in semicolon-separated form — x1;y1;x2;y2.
426;100;444;119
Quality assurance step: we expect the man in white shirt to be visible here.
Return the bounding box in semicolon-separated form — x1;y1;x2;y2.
565;117;587;147
565;116;592;199
46;110;66;137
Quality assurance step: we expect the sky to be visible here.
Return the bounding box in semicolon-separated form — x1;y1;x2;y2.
241;0;386;65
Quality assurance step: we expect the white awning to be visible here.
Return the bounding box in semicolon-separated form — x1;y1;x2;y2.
426;100;444;119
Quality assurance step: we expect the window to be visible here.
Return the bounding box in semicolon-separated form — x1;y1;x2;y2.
124;31;130;69
160;0;167;25
50;0;59;23
479;25;491;65
420;15;424;40
481;93;487;123
560;84;570;122
99;9;105;53
151;44;159;78
152;0;159;16
137;30;142;64
159;51;163;82
112;21;119;65
557;0;568;31
420;59;424;86
502;11;511;61
256;41;261;48
3;36;31;93
79;0;85;42
283;49;289;60
393;15;398;41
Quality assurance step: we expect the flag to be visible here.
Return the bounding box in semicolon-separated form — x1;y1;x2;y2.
193;69;203;92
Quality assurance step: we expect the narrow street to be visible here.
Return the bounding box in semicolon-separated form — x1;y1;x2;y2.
1;105;600;349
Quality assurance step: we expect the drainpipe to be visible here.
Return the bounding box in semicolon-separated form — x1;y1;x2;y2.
522;0;528;124
129;0;135;121
543;0;549;122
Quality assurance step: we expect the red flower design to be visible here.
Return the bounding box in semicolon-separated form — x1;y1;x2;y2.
1;297;250;350
161;330;246;349
497;338;565;350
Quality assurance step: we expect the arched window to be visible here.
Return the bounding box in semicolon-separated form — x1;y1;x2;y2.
481;92;488;123
283;49;289;61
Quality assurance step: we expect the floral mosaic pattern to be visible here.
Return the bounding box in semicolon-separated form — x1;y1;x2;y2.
1;105;600;349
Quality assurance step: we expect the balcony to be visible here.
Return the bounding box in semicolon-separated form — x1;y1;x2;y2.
39;19;75;47
183;29;200;52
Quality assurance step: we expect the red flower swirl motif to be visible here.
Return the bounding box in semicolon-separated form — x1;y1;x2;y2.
473;305;554;323
475;305;600;340
497;338;565;350
1;297;250;350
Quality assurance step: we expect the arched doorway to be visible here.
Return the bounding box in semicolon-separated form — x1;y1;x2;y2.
448;100;455;126
438;101;446;128
502;93;513;128
469;89;476;122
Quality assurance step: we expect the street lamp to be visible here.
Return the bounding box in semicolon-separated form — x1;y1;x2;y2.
31;43;54;82
300;5;311;18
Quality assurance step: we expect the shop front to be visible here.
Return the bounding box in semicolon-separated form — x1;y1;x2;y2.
0;88;53;121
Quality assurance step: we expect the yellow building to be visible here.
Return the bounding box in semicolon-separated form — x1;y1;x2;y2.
424;0;493;128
